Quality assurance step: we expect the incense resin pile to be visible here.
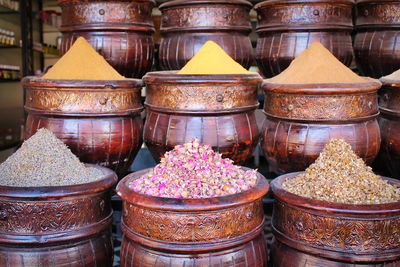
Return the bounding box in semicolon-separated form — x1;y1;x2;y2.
0;128;103;187
129;139;258;198
283;139;400;204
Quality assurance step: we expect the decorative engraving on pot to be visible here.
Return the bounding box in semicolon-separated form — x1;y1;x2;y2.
264;93;378;120
161;6;251;30
123;200;264;242
0;195;109;234
25;88;142;114
273;200;400;252
357;3;400;25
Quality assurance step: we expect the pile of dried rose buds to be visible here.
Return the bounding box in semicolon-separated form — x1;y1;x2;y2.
129;138;258;199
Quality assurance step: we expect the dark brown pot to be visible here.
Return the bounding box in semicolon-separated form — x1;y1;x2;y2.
158;0;254;70
261;80;382;174
116;168;269;266
377;77;400;179
58;0;155;78
270;172;400;265
0;165;117;267
255;0;355;78
22;77;144;177
142;71;262;164
354;0;400;78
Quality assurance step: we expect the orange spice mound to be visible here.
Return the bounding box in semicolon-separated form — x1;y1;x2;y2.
178;41;249;75
269;42;367;84
42;37;125;80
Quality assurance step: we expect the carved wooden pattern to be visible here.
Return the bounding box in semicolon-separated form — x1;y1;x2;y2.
123;200;263;243
356;1;400;25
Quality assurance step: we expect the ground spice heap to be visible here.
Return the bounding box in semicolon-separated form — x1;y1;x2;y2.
129;138;258;198
178;41;250;75
283;139;400;204
269;42;367;84
383;69;400;80
0;128;103;187
42;37;125;80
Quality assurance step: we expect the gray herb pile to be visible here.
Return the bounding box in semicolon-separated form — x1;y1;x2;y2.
0;128;104;187
283;139;400;204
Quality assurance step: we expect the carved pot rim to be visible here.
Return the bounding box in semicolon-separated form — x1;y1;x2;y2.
58;0;156;5
117;167;269;212
356;0;400;4
159;0;253;10
0;164;117;200
380;77;400;87
22;76;143;89
271;172;400;215
262;78;381;95
254;0;354;9
143;71;263;85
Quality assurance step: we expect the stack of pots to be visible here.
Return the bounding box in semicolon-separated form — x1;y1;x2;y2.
378;76;400;179
255;0;355;78
0;165;117;266
117;168;269;266
158;0;254;70
354;0;400;78
260;79;382;174
142;71;262;164
23;77;144;177
58;0;155;78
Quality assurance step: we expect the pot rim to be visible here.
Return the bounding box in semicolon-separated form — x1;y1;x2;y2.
58;0;156;5
356;0;399;4
0;164;117;199
160;0;253;10
22;76;143;89
143;71;263;84
254;0;354;9
271;172;400;214
117;167;269;211
380;77;400;86
261;77;381;94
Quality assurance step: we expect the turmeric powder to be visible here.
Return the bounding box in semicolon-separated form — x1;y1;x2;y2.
269;42;367;84
178;41;249;75
42;37;125;80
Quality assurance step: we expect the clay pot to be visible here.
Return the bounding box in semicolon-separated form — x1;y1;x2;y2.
116;168;269;266
260;79;382;174
377;77;400;179
354;0;400;78
255;0;355;78
23;77;144;177
0;165;117;267
270;172;400;266
58;0;155;78
158;0;254;70
142;71;262;164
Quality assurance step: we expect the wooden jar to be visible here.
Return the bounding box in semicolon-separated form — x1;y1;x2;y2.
377;77;400;179
58;0;155;78
354;0;400;78
0;166;117;267
23;77;144;177
270;173;400;266
158;0;254;70
117;168;269;266
143;71;262;164
255;0;354;78
261;80;382;174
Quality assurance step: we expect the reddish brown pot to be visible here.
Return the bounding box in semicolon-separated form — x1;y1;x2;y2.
270;172;400;265
354;0;400;78
58;0;155;78
116;168;269;266
0;165;117;267
261;80;382;174
22;77;144;177
143;71;262;164
158;0;254;70
255;0;354;78
377;77;400;179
